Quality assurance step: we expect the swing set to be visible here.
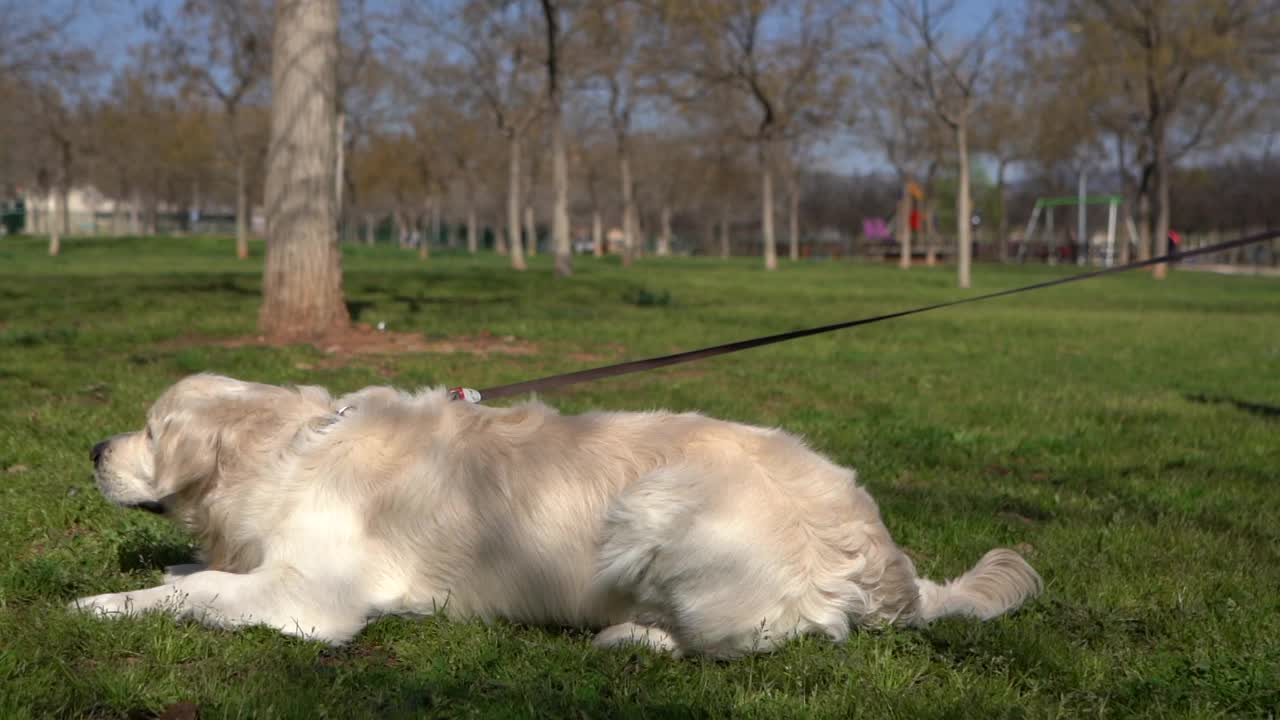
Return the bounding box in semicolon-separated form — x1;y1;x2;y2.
1017;194;1135;267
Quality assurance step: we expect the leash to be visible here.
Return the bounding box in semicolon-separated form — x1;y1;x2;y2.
449;229;1280;404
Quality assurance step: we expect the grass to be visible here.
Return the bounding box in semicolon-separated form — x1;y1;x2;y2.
1;234;1278;719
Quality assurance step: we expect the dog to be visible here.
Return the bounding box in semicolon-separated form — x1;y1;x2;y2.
73;373;1041;657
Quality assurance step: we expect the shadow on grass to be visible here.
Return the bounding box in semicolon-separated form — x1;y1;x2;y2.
880;462;1279;554
389;293;515;314
82;623;715;719
1185;393;1280;421
345;298;377;321
116;533;197;575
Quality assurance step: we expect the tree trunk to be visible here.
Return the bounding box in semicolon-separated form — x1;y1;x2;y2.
955;123;972;289
550;108;572;276
925;197;937;266
418;203;431;260
145;193;158;236
430;197;441;252
49;187;62;256
1121;211;1136;265
897;185;912;269
334;111;346;214
467;207;478;254
541;0;571;276
59;187;70;239
394;209;407;247
636;212;646;257
259;0;350;341
787;170;799;262
507;132;526;269
524;205;537;257
1152;121;1170;280
364;213;375;245
719;203;730;258
236;153;250;259
761;139;777;271
657;205;672;256
592;210;603;257
996;160;1009;263
1137;185;1152;261
619;141;636;267
128;190;140;236
112;181;126;235
57;142;71;243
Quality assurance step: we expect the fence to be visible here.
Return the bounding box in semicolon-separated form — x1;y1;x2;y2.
11;208;241;237
9;208;1277;274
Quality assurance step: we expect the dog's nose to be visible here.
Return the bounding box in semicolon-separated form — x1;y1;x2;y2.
90;440;109;467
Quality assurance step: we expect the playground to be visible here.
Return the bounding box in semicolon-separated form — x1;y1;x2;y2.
2;236;1277;718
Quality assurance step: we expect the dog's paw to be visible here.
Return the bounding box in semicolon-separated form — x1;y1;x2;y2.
69;592;137;618
594;622;682;656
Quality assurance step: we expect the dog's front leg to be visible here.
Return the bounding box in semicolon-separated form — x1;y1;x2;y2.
162;563;207;583
71;568;368;644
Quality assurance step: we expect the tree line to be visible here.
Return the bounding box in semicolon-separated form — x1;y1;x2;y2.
4;0;1278;288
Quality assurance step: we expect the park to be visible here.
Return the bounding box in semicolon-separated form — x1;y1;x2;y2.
3;0;1279;718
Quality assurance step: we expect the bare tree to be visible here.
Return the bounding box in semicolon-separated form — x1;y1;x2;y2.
973;49;1034;263
885;0;999;289
582;0;663;266
0;0;79;77
92;51;221;239
0;0;92;254
418;1;545;271
150;0;272;259
23;48;97;255
259;0;348;340
668;0;864;270
539;0;573;276
336;0;390;231
435;100;490;256
1042;0;1279;278
31;88;74;255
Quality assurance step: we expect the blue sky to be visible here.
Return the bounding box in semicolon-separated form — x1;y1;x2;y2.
70;0;1013;176
74;0;1011;68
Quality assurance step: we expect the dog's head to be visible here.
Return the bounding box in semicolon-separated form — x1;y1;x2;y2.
90;373;334;514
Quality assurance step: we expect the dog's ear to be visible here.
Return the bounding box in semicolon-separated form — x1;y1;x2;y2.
153;406;222;494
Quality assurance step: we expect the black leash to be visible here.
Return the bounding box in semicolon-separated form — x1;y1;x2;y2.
451;230;1279;403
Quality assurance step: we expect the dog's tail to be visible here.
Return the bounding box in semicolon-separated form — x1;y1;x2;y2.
913;549;1041;624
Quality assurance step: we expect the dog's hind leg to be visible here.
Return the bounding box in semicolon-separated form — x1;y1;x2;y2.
592;464;810;658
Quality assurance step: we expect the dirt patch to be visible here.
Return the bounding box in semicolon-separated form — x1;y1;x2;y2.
565;343;628;363
21;522;91;560
159;324;539;361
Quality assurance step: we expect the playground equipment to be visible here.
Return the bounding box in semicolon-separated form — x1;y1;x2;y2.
1018;194;1135;267
892;180;927;266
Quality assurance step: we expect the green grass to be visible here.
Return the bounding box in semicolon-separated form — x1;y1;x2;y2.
1;234;1278;719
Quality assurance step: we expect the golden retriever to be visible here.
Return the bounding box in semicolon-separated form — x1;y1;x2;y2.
73;373;1040;657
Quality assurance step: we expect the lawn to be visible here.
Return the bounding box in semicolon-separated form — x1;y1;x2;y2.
1;235;1277;719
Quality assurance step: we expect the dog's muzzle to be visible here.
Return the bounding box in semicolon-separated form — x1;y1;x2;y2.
90;440;109;467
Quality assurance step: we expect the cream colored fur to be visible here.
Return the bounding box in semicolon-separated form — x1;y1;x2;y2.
73;373;1041;656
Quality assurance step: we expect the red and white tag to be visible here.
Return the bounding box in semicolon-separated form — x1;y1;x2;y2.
448;387;483;404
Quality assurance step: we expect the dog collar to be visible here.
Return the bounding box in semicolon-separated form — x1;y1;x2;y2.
334;387;478;418
448;387;483;403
